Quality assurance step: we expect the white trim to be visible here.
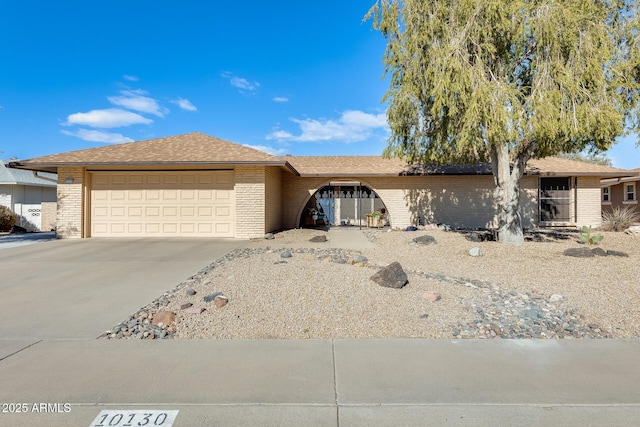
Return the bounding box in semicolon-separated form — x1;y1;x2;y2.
624;182;637;202
601;186;611;203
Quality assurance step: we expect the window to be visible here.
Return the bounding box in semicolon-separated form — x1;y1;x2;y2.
602;187;611;203
624;183;636;203
539;177;571;222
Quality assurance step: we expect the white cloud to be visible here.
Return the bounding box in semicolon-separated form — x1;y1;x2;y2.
108;90;168;117
242;144;288;156
123;75;139;81
266;110;388;143
173;97;197;111
266;130;294;140
273;97;289;103
61;129;134;144
221;72;260;92
64;108;153;128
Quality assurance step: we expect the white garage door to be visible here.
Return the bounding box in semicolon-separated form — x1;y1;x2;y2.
90;171;235;237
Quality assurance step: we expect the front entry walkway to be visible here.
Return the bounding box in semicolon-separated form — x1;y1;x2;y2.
326;226;375;250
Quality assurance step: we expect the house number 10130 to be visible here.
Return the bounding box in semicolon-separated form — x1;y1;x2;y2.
90;410;178;427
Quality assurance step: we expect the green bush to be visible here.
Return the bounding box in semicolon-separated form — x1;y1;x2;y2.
601;206;640;231
580;225;603;245
0;205;17;232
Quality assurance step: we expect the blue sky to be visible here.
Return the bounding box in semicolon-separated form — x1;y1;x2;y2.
0;1;638;169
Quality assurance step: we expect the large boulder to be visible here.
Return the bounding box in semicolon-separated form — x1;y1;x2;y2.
151;311;176;326
370;262;408;289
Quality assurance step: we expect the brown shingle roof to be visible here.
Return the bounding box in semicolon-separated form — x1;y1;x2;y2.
14;132;286;169
286;155;629;177
12;131;630;178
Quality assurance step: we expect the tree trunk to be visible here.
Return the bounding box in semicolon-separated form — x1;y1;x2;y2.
490;144;526;245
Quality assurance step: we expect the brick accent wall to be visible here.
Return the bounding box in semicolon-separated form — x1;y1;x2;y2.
576;176;602;228
264;167;282;232
281;174;540;230
235;166;266;238
56;167;85;238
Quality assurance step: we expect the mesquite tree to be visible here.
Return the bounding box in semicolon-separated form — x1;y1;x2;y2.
368;0;639;244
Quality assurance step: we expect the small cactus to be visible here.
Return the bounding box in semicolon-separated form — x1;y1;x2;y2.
579;226;603;245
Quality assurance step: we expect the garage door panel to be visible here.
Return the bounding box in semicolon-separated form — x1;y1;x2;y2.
128;190;143;201
163;190;178;201
214;223;232;234
163;207;178;217
198;206;213;217
199;190;213;200
128;223;143;233
91;171;235;237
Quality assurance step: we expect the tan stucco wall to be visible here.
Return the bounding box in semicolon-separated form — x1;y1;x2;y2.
41;201;57;232
235;166;266;238
264;167;282;233
56;167;85;238
282;174;539;230
576;176;603;228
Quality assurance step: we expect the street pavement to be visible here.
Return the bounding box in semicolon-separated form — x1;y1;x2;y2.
0;233;639;426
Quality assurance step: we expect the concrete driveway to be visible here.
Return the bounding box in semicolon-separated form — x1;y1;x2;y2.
0;238;245;344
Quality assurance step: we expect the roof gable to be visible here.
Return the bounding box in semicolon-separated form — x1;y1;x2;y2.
15;132;282;168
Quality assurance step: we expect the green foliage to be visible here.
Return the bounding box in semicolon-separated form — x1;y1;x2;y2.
601;206;640;231
0;205;17;232
366;0;640;243
580;226;604;245
367;0;640;164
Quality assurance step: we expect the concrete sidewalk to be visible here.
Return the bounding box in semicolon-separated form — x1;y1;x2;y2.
1;339;639;426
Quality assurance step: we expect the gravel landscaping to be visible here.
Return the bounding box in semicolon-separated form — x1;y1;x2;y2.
100;226;640;340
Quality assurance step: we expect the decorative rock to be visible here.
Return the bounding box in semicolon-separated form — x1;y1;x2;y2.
280;250;292;258
185;306;205;314
563;247;595;258
423;291;442;302
591;247;607;257
264;233;275;240
186;288;196;296
625;225;640;236
465;232;483;242
204;292;223;303
468;247;482;257
309;235;327;242
438;224;451;231
413;235;437;245
370;262;408;289
214;295;229;308
180;302;193;310
151;311;176;326
355;255;368;263
549;294;564;303
405;226;418;231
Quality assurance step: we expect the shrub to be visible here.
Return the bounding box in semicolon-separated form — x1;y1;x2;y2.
580;225;603;245
601;206;640;231
0;205;17;232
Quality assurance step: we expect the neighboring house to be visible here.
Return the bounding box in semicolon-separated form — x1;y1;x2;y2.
0;161;57;231
601;167;640;215
9;132;630;239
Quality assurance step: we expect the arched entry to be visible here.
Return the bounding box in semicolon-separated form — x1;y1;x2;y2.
299;182;388;228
